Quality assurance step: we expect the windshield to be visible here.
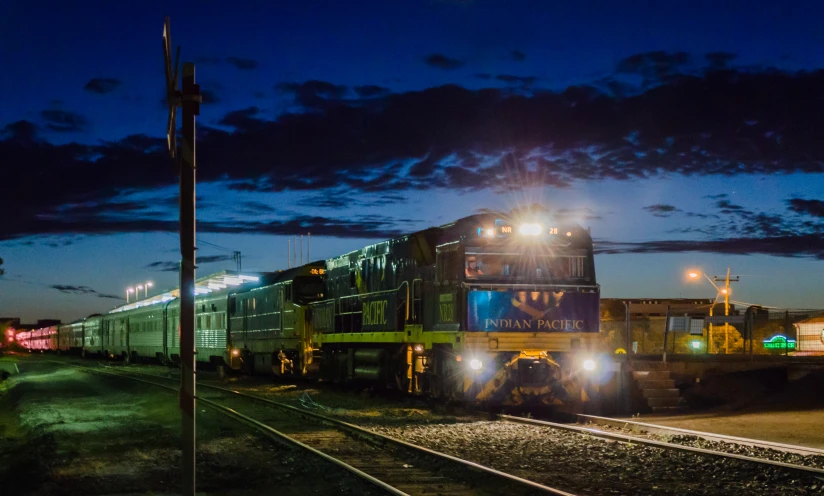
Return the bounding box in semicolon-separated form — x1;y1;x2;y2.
465;253;587;280
293;276;325;303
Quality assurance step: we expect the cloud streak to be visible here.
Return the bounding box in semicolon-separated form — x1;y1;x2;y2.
226;56;258;70
51;285;121;299
84;78;121;94
424;53;464;70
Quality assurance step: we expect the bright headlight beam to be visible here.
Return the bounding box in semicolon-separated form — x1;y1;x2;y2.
469;359;483;370
519;223;542;236
582;359;596;371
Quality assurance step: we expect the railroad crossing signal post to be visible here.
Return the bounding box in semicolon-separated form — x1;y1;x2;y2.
164;17;201;496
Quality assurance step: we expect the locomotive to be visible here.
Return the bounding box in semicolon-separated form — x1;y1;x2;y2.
306;211;602;406
19;211;603;407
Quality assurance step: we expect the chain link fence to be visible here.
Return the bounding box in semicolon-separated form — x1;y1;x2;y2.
600;306;824;356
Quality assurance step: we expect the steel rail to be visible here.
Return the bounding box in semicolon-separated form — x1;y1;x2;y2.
89;364;574;495
577;414;824;457
67;363;409;496
500;414;824;478
194;383;574;495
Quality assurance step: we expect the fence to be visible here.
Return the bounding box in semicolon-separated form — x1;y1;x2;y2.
600;308;824;356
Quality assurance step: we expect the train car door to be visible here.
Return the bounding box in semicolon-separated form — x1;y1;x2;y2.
434;244;461;331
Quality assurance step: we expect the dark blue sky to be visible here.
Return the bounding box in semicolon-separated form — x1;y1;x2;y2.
1;0;823;322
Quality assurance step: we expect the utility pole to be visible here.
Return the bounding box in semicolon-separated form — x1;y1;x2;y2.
233;251;242;272
713;268;739;354
164;17;201;496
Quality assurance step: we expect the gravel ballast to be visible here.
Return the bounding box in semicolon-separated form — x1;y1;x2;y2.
582;423;824;469
372;421;822;495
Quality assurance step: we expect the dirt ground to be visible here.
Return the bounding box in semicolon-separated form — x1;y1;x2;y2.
0;357;384;496
637;367;824;449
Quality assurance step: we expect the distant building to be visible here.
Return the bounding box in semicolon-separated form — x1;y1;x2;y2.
794;315;824;353
601;298;736;320
0;317;61;331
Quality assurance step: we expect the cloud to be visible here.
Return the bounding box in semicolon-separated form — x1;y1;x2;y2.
276;80;348;105
643;204;681;217
354;85;390;98
4;55;824;241
84;78;121;94
218;106;262;130
787;198;824;218
510;50;526;62
201;89;220;104
474;73;492;79
495;74;537;85
616;51;691;82
145;261;180;272
40;110;88;132
146;254;234;272
596;235;824;260
297;192;408;209
226;56;258;70
626;195;824;258
51;284;121;299
252;90;266;99
424;53;464;70
705;52;737;70
2;120;37;142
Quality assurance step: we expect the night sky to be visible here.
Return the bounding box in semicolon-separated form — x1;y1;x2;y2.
1;0;823;323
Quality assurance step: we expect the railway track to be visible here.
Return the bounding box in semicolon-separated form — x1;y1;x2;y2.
500;414;824;477
576;413;824;458
64;362;574;496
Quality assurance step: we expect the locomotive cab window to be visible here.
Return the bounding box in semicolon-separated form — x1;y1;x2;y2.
293;276;324;304
436;249;460;284
464;252;590;281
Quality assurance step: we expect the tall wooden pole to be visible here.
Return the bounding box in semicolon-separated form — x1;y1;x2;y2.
180;61;200;496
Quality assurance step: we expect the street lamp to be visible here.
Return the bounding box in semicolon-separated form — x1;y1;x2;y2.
127;287;135;303
144;282;153;298
686;268;739;354
136;285;143;300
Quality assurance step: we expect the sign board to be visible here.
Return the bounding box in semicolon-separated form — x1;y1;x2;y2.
668;316;689;332
689;318;705;335
466;291;599;332
667;316;705;334
361;292;398;331
763;335;796;350
311;301;335;333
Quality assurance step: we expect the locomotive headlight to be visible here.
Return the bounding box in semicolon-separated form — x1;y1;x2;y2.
231;349;240;357
469;358;483;371
485;228;494;237
519;223;542;236
582;358;597;371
